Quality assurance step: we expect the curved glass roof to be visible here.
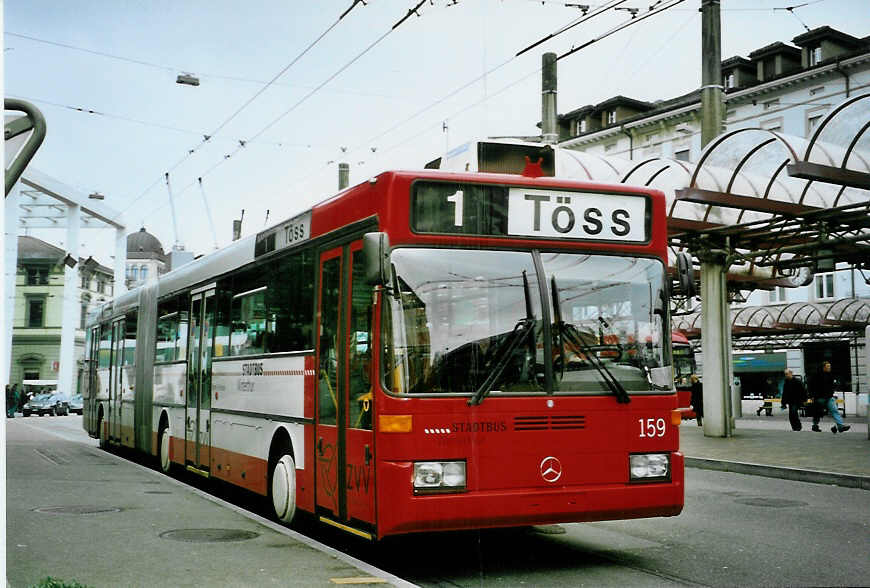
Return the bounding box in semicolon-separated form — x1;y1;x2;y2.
671;297;869;346
589;93;870;291
805;93;870;172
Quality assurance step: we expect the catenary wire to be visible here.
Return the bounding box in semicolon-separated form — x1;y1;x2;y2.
114;0;367;219
133;0;431;224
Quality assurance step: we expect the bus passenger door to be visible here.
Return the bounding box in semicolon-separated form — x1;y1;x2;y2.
109;319;124;443
316;248;343;518
186;289;215;474
343;243;375;527
86;326;100;434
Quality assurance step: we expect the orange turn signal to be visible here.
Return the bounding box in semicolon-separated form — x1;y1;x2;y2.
379;414;412;433
670;409;682;426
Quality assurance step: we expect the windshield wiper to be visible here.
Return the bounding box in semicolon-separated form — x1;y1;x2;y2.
468;271;536;406
550;276;630;404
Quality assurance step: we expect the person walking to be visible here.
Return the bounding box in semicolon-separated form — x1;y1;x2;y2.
690;374;703;426
811;361;850;433
6;384;18;418
781;369;806;431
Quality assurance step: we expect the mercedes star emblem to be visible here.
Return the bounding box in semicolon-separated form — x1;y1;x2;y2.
539;456;563;483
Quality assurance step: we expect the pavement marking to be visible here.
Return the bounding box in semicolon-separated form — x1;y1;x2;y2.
331;578;389;585
15;418;419;588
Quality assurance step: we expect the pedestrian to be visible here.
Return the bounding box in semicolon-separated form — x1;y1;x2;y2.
6;384;18;418
811;361;850;433
756;377;776;416
781;369;806;431
690;374;703;426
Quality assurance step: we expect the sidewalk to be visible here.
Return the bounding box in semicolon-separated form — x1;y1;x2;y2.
679;411;869;490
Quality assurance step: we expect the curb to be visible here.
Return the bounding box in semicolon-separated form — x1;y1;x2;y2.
684;457;870;491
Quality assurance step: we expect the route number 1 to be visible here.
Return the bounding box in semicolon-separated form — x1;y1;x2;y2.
638;418;666;438
446;190;464;227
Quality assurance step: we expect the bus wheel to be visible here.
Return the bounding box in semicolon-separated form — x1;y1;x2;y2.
98;411;108;449
158;423;172;474
270;453;297;524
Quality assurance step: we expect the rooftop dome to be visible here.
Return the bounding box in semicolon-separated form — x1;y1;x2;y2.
127;227;165;256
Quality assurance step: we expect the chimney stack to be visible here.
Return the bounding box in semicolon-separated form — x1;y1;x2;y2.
541;52;558;144
338;162;350;190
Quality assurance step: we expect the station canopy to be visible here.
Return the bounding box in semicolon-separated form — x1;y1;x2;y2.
557;92;870;343
616;93;870;291
673;298;870;350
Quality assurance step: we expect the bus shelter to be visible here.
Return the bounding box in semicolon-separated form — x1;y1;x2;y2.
608;93;870;436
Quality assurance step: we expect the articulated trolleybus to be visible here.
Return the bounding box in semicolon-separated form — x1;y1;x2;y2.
84;168;683;540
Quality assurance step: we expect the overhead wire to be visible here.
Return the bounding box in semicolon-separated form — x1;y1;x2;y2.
295;0;692;194
4;30;400;99
133;0;432;225
557;0;688;61
115;0;367;219
516;0;628;57
305;0;680;183
5;94;313;148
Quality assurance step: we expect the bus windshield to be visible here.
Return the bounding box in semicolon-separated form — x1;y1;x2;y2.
383;248;672;397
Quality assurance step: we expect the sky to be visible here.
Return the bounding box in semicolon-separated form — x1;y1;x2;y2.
4;0;867;264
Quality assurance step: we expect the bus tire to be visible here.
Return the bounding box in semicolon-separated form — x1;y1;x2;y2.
98;409;108;449
158;421;172;474
270;453;297;524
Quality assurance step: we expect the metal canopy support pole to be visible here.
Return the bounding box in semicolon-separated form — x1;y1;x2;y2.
700;0;723;147
700;256;734;437
4;187;22;385
114;228;127;296
866;325;869;440
58;204;81;396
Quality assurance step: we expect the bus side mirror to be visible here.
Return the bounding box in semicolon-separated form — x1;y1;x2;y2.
676;251;696;299
362;232;390;286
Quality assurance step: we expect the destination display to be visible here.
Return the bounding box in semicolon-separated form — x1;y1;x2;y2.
255;210;311;257
507;188;647;242
411;181;648;242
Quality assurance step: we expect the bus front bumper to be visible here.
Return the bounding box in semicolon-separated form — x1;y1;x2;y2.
376;452;684;537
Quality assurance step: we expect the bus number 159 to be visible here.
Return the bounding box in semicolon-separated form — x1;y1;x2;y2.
639;418;666;438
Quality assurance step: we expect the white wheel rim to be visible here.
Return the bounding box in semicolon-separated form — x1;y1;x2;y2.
272;461;289;518
160;431;170;472
271;455;296;523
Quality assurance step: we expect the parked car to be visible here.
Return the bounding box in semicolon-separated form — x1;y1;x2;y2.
68;394;83;415
22;393;69;417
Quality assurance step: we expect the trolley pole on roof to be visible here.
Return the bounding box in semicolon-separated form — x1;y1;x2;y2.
197;177;220;250
699;0;735;437
164;173;181;250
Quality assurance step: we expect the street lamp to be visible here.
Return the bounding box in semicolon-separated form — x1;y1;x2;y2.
176;73;200;86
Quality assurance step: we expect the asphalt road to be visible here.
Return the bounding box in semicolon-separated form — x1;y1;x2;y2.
7;415;869;587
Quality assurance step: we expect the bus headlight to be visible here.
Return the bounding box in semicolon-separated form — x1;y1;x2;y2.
413;461;466;493
629;453;670;481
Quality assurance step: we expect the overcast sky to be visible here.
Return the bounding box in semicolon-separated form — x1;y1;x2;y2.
5;0;865;262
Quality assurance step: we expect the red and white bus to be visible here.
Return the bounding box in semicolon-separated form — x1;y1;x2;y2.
83;168;683;539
